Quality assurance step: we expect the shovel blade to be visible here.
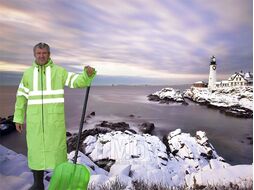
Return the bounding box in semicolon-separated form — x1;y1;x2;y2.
48;162;90;190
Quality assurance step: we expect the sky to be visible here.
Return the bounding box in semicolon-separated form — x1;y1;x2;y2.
0;0;253;85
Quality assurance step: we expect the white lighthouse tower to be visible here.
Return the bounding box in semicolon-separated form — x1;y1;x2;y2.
208;55;217;91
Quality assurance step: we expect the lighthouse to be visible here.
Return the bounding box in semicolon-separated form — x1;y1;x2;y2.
208;56;217;91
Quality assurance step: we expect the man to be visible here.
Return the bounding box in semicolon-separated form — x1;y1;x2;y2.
14;42;96;190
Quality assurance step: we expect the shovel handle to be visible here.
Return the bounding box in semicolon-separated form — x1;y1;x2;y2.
73;86;90;164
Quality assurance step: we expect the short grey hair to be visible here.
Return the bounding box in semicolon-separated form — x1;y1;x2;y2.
33;42;50;54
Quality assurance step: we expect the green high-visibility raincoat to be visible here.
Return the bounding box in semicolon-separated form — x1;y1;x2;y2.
13;59;96;170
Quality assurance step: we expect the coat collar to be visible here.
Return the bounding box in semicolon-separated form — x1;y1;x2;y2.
33;59;53;68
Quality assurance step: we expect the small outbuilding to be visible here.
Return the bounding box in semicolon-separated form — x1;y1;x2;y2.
192;81;207;88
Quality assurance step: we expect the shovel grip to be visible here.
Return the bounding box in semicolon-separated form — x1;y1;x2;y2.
73;86;90;164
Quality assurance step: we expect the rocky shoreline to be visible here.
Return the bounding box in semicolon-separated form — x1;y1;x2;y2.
64;112;252;189
148;86;253;118
147;88;188;105
0;111;252;189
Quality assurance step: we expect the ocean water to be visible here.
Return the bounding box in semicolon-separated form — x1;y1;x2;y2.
0;85;253;165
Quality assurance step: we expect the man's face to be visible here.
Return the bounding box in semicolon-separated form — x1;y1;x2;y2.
34;47;50;65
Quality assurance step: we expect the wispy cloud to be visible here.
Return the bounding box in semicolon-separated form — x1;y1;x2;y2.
0;0;252;85
0;61;29;72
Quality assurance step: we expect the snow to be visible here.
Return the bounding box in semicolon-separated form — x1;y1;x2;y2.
82;129;252;188
185;165;253;188
150;86;252;112
184;86;253;110
0;145;48;190
68;151;108;176
194;81;205;84
0;128;253;189
152;88;184;102
109;164;131;177
89;174;109;187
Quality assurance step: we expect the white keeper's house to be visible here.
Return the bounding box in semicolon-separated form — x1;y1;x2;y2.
215;71;253;88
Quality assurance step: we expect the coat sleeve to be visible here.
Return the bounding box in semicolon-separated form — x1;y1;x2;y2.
64;68;96;88
13;75;28;124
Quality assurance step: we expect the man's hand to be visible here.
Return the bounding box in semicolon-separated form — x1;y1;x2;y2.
16;123;23;133
85;66;95;77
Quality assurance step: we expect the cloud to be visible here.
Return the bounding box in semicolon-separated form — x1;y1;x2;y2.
0;0;252;85
0;61;29;72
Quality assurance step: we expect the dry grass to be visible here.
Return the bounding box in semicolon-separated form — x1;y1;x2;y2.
88;178;253;190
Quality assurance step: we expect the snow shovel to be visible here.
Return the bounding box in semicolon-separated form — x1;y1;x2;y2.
49;86;91;190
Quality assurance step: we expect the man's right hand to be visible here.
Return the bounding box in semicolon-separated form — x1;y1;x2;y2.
16;123;23;133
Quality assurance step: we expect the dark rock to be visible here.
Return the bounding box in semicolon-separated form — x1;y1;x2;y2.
95;121;130;132
160;96;173;103
158;156;168;162
200;152;213;160
188;97;253;118
171;149;179;155
147;94;161;102
139;122;155;134
97;121;109;128
129;114;135;118
45;175;51;182
67;127;111;153
0;115;16;136
95;159;115;172
66;131;72;137
224;106;253;118
112;122;129;130
85;112;96;120
90;112;96;116
184;156;194;160
90;165;95;170
246;136;253;145
7;115;14;120
148;92;188;105
162;135;171;154
131;155;140;159
182;101;189;106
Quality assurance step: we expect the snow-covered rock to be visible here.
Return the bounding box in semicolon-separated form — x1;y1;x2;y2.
185;164;253;188
109;164;131;177
184;86;253;118
148;88;185;103
167;129;229;172
0;127;252;189
79;129;252;188
68;151;108;176
89;174;109;187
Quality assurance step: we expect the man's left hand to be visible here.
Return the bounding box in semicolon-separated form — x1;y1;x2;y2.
85;66;95;77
